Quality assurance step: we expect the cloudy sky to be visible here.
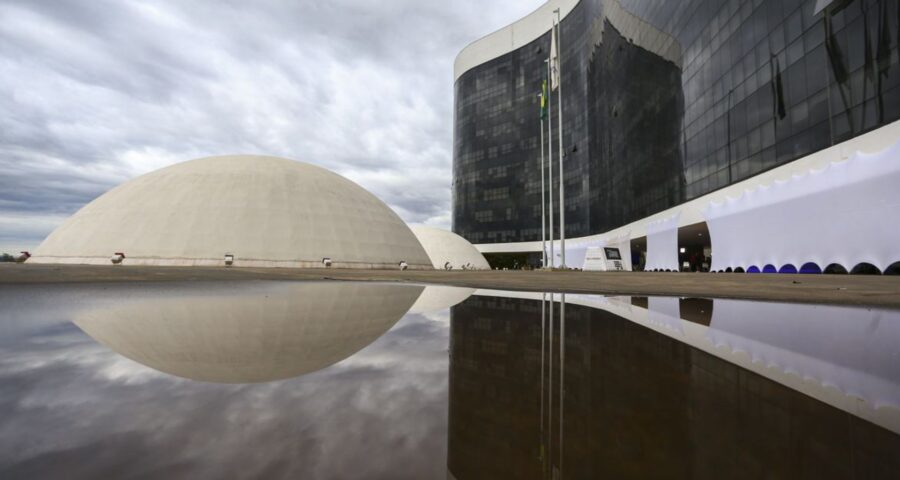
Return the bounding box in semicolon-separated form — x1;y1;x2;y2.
0;0;544;253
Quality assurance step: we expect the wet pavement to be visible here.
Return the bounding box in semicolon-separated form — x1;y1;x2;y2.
3;263;900;307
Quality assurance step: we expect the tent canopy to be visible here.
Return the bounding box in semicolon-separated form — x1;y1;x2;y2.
703;142;900;273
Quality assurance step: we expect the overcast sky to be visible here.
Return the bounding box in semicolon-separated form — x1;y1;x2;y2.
0;0;545;252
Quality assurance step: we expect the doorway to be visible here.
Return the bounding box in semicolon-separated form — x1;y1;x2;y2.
677;222;711;272
630;236;647;271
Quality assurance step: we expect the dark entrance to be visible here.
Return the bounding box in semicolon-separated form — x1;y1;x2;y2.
677;222;711;272
630;236;647;271
483;252;538;270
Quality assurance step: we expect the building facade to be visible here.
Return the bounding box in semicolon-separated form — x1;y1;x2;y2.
452;0;900;268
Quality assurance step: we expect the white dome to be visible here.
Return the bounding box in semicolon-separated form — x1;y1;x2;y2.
74;283;423;383
410;226;490;270
30;155;432;269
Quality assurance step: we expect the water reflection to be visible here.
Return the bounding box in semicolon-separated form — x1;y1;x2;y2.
0;282;449;479
448;293;900;479
584;294;900;426
73;283;423;383
1;282;898;478
409;285;476;315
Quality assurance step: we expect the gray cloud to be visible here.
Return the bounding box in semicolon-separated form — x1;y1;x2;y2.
0;0;545;252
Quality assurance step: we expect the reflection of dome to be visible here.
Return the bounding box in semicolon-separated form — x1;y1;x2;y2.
74;283;423;383
409;285;475;314
410;226;490;270
30;155;432;269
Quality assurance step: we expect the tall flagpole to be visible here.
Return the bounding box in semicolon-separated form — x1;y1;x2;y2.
546;59;554;269
539;93;546;268
554;9;566;268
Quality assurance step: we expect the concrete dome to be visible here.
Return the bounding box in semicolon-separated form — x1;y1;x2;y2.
410;226;490;270
74;282;423;383
30;155;432;269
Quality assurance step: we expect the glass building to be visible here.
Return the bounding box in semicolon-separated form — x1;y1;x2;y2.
452;0;900;251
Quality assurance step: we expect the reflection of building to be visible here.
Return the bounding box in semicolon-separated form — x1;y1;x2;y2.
447;294;900;478
448;296;545;479
454;0;900;271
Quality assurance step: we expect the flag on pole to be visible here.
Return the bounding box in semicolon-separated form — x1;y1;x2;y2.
550;21;560;91
540;77;548;119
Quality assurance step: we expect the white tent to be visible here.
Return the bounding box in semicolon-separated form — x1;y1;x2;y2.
644;213;680;271
703;141;900;273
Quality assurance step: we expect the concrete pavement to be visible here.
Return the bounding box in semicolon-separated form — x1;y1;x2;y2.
2;263;898;308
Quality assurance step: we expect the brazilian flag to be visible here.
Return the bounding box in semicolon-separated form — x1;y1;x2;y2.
540;77;548;120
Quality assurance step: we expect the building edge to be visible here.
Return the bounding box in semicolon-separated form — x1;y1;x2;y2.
454;0;580;82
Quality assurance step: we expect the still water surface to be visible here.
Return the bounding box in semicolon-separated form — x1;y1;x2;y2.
0;281;898;479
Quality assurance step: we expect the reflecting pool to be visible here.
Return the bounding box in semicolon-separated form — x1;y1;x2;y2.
0;282;898;479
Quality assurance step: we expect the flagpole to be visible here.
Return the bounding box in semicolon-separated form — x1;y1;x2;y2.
545;59;554;269
539;94;547;268
554;9;566;269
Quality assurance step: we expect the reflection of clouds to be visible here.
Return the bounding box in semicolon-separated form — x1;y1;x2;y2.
0;282;449;479
3;332;164;387
339;312;449;373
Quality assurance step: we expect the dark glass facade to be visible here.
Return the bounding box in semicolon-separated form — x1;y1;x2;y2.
453;0;900;244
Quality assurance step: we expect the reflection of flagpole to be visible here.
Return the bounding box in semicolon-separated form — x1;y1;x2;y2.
539;293;546;471
553;9;566;268
547;293;554;474
559;293;565;478
545;59;555;269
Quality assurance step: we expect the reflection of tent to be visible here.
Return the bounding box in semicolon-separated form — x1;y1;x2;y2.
469;289;900;433
703;141;900;272
646;296;683;335
74;283;422;383
409;286;475;314
707;299;900;409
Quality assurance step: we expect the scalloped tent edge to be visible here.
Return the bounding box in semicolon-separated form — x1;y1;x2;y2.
702;140;900;273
